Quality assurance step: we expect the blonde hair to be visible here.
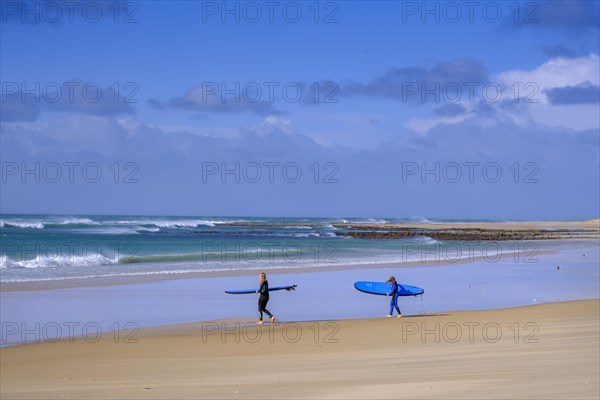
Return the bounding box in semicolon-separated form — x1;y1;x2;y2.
259;272;266;283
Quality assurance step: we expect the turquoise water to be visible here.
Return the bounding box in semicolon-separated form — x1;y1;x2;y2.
0;214;551;283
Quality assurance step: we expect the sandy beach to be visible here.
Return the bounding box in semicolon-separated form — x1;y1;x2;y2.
3;0;599;397
1;299;598;399
1;221;598;398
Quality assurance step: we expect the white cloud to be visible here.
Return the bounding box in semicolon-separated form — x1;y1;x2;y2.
407;54;600;135
250;116;295;136
406;114;469;135
497;54;599;131
497;53;599;103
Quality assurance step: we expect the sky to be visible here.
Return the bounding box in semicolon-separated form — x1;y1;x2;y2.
1;0;599;220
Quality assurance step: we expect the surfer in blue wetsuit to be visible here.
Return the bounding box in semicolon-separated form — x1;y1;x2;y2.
256;272;276;325
386;276;402;318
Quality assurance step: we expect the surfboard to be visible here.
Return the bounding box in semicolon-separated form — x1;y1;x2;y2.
225;285;297;294
354;281;424;296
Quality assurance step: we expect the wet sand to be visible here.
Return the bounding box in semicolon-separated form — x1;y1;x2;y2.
1;300;598;399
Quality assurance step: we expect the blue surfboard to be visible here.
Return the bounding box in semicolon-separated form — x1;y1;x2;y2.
225;285;297;294
354;281;424;296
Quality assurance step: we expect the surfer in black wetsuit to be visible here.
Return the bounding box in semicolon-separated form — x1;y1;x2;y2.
257;272;275;325
386;275;402;318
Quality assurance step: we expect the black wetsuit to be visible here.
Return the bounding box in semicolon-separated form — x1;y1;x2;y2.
258;280;273;321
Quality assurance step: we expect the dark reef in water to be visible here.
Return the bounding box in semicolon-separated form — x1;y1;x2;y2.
213;220;599;241
334;224;598;241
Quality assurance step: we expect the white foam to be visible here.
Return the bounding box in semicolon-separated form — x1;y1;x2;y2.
290;233;315;238
52;217;97;225
136;227;160;233
414;236;440;245
104;218;228;228
409;216;433;224
3;254;117;269
0;220;45;229
154;219;219;228
79;227;141;235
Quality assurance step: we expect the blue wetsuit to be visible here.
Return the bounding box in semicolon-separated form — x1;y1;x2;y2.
389;282;401;315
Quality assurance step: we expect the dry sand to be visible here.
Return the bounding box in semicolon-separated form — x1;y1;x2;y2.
1;300;598;399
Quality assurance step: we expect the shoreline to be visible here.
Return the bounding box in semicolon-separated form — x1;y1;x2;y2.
2;299;598;399
2;243;598;348
5;297;599;350
2;236;595;293
91;298;600;344
0;247;563;292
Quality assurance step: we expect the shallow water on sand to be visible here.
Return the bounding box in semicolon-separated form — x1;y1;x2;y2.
1;242;597;347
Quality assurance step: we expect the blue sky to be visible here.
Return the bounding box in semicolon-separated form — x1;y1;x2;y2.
1;0;599;220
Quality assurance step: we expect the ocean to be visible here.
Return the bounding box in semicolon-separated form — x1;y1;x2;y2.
1;214;525;283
